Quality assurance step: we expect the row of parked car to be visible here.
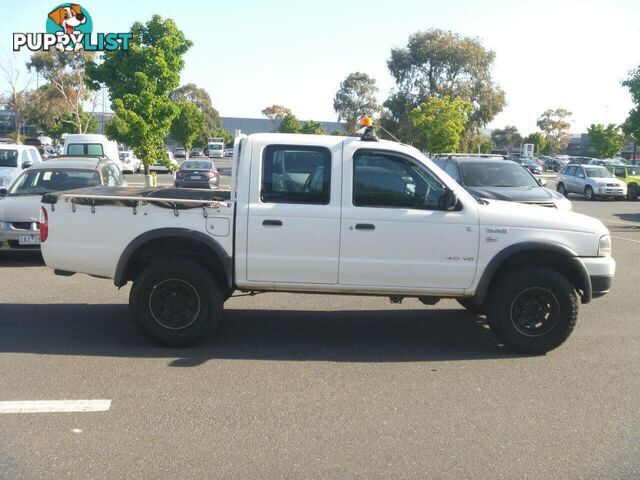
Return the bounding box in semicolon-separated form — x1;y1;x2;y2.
173;147;234;159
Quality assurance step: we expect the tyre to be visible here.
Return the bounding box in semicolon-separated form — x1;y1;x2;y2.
457;298;485;315
486;267;578;354
628;185;638;201
129;259;223;347
584;185;596;200
557;183;567;196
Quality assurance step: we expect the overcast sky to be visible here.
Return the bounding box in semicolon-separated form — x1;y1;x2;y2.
2;0;640;134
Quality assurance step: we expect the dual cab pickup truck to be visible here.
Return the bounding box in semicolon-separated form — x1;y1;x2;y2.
40;132;616;353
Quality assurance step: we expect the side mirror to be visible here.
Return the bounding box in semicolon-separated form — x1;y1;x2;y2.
22;160;33;169
538;178;547;186
0;188;7;197
444;188;458;211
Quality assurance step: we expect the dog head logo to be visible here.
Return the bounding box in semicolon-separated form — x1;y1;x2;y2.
48;4;86;35
13;3;130;52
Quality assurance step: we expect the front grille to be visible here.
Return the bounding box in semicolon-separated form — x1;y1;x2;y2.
11;222;39;230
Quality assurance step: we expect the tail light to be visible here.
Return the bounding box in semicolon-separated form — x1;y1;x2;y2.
208;170;219;178
40;207;48;242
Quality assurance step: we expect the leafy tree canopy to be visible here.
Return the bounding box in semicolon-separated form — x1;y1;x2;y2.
383;29;505;148
333;72;380;134
587;123;625;159
409;96;472;153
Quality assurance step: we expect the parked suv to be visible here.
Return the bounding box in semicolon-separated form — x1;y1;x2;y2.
0;145;43;189
434;157;571;210
606;165;640;200
557;164;626;200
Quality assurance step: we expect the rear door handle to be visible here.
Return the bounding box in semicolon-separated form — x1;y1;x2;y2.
355;223;375;231
263;219;283;227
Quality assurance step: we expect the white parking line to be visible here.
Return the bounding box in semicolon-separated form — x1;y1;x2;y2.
612;235;640;245
0;400;111;414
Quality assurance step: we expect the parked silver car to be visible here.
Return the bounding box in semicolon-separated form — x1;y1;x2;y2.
557;164;627;200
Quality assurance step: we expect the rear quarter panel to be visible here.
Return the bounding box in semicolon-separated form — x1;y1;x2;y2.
42;201;234;279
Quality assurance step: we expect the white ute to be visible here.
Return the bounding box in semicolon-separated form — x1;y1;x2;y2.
40;128;616;353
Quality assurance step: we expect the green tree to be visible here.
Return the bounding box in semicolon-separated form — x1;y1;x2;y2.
169;101;208;159
27;50;96;134
0;54;31;143
537;108;572;155
523;132;550;156
333;72;380;134
262;105;292;132
409;96;472;153
461;131;495;153
383;29;505;148
300;120;327;135
87;15;192;176
491;126;522;154
169;83;221;130
587;124;625;158
278;113;300;133
622;68;640;157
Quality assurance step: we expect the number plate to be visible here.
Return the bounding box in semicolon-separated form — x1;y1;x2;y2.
18;234;40;245
191;175;202;180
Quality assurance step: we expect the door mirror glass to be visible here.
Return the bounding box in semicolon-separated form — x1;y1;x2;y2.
22;160;33;169
444;188;458;210
538;178;547;186
0;188;7;197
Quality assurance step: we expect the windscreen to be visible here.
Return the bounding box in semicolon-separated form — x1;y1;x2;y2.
0;149;19;168
460;162;539;187
9;170;101;196
585;167;614;178
180;161;213;170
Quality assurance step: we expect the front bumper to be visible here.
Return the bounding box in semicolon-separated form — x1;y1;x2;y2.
0;222;41;250
596;187;626;197
580;256;616;299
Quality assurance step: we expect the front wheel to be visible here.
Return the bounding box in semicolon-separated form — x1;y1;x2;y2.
584;186;596;200
557;183;567;196
129;259;223;347
487;267;578;354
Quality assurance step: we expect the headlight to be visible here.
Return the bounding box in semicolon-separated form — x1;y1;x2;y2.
0;177;9;187
0;221;9;229
598;235;612;257
555;196;573;211
597;182;606;187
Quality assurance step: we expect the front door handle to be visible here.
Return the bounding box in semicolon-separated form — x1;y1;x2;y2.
355;223;375;231
263;219;283;227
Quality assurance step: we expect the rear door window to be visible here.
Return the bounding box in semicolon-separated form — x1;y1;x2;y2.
67;144;104;156
261;145;331;204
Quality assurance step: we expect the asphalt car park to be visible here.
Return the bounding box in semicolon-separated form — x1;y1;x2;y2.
0;188;638;479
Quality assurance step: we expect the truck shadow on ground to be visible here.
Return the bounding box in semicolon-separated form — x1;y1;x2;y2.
0;304;524;363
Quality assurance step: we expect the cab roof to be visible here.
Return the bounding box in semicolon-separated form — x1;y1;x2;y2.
31;156;108;171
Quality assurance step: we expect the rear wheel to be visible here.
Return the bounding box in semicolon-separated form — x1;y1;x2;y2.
557;183;567;196
129;259;223;347
487;267;578;354
584;186;596;200
628;184;638;201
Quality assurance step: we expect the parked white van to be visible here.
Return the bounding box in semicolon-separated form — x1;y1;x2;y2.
0;144;43;189
63;134;120;164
